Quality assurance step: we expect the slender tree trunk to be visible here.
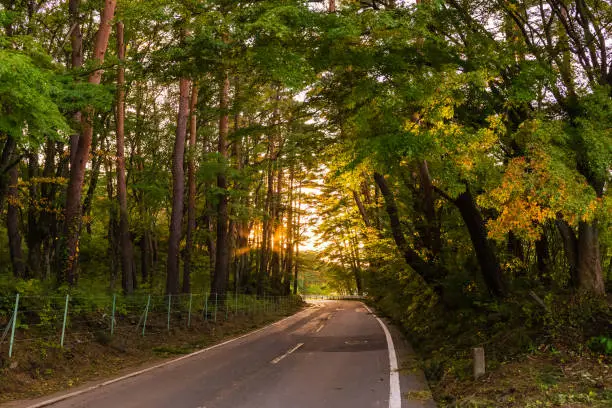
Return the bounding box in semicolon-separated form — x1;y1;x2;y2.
68;0;83;167
353;190;371;228
452;188;506;297
166;77;191;294
293;179;302;295
105;146;119;290
283;166;294;295
7;164;25;278
535;230;550;280
258;156;273;295
556;218;579;287
374;173;446;290
81;130;102;235
183;83;198;293
212;72;230;296
271;166;283;294
0;135;17;210
62;0;117;284
418;160;442;257
26;152;43;278
116;21;135;294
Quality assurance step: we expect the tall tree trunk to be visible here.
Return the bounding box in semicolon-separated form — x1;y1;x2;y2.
212;72;230;296
352;189;371;228
183;83;198;293
576;221;605;295
116;21;135;294
293;179;302;295
0;134;17;210
373;173;446;291
68;0;83;167
7;164;25;278
26;152;43;278
105;146;119;290
166;77;191;294
258;155;274;295
271;166;283;294
283;166;294;295
82;126;103;235
418;160;442;258
62;0;117;284
452;188;506;297
556;218;579;287
535;230;551;282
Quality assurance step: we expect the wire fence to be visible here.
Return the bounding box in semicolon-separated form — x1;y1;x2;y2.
0;292;302;359
300;294;364;301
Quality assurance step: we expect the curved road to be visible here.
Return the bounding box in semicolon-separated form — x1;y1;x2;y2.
13;300;435;408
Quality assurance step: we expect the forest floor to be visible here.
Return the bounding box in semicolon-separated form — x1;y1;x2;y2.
372;294;612;407
0;304;304;403
431;346;611;407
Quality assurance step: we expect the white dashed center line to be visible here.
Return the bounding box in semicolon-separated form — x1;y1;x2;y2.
270;343;304;365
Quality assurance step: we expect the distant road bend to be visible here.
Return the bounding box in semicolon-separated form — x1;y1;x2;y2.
17;300;433;408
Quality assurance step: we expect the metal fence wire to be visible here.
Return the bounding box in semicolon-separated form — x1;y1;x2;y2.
0;292;302;359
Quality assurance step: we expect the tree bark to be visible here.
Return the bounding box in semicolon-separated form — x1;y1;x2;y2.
352;190;371;228
418;160;442;257
116;21;135;294
62;0;116;284
212;72;230;296
271;165;283;294
7;164;25;278
283;166;295;295
535;231;551;281
0;134;17;210
258;152;274;295
452;188;506;297
373;172;446;290
556;218;579;287
576;221;605;295
292;179;302;295
183;83;198;293
26;152;43;278
166;77;191;294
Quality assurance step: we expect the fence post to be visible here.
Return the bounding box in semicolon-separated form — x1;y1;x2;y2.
235;292;238;315
142;295;151;336
167;294;172;332
204;293;209;322
60;294;69;348
187;293;193;328
473;347;486;379
8;293;19;358
214;293;218;322
111;293;116;335
225;294;229;320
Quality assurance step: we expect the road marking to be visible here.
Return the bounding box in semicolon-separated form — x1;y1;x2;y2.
270;343;304;364
24;308;315;408
315;324;325;333
363;304;401;408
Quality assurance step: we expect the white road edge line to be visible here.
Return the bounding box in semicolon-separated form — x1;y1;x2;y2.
315;324;325;333
270;342;304;364
363;304;401;408
24;307;314;408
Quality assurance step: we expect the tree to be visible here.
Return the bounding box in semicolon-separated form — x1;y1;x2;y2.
62;0;117;284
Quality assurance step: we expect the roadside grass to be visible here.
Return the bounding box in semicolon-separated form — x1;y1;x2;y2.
433;348;611;407
0;304;304;403
369;291;612;408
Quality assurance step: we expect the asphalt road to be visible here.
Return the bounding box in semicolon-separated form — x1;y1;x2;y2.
13;300;434;408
